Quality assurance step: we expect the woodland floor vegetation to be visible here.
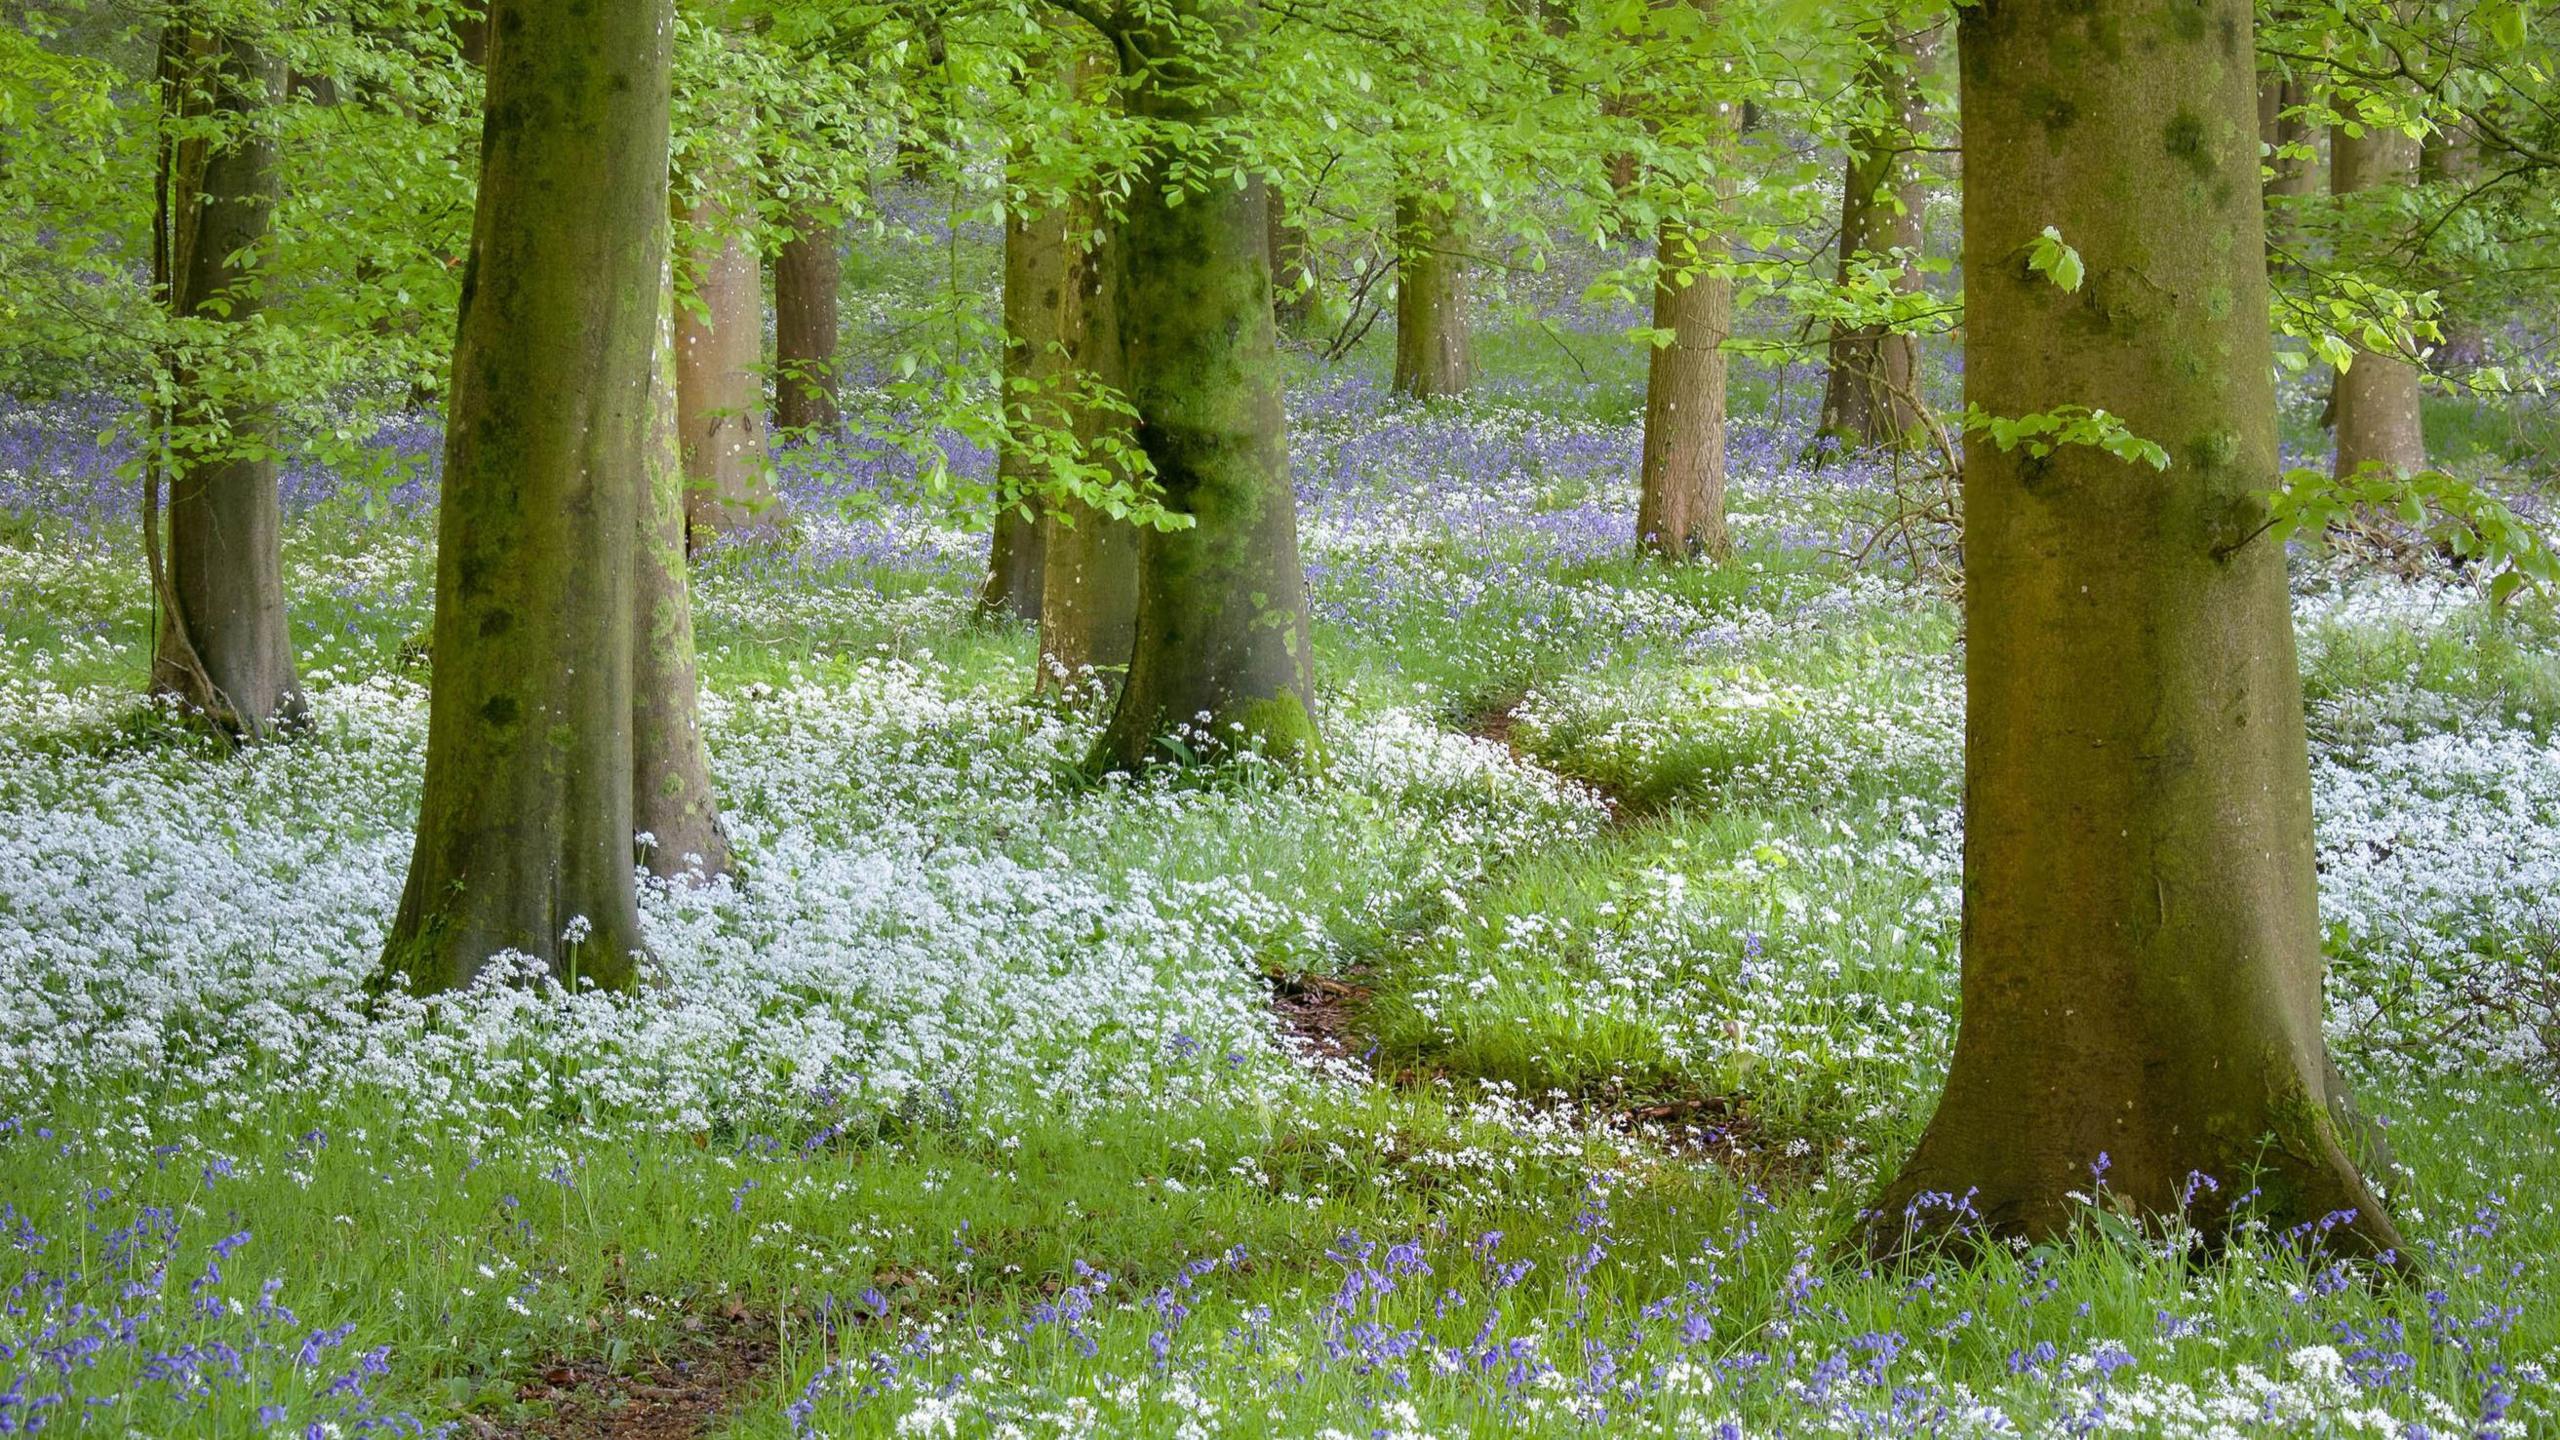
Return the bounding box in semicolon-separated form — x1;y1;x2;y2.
2;211;2557;1437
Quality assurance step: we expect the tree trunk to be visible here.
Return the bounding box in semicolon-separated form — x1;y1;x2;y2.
2419;123;2487;373
981;195;1069;624
382;0;675;995
674;40;778;545
2331;121;2426;480
1096;2;1319;769
772;203;841;432
1636;220;1731;559
1039;219;1140;692
1867;0;2405;1263
150;30;305;740
1817;28;1931;449
2260;77;2316;260
1391;190;1472;399
636;270;733;881
1267;192;1315;335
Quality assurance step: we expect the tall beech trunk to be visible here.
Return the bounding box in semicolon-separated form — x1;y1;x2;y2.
2331;121;2426;480
1391;190;1472;399
383;0;676;994
772;203;841;432
1867;0;2404;1263
637;274;732;880
1039;221;1140;690
1817;28;1931;448
981;194;1069;623
1096;2;1318;769
1636;220;1732;559
674;42;777;545
150;31;305;739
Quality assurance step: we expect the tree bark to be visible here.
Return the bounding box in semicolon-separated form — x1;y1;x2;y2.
150;30;305;740
772;203;841;432
981;195;1069;624
1866;0;2405;1264
382;0;675;994
1039;219;1140;691
2259;76;2317;261
2331;121;2426;480
1267;192;1315;335
674;37;778;545
1096;1;1319;769
2419;123;2487;373
1391;189;1472;399
1636;219;1731;559
1817;28;1931;449
636;270;733;881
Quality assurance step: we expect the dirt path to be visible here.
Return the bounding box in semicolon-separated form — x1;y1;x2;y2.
474;1309;774;1440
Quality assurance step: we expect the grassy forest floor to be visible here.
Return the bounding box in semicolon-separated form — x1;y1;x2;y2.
3;219;2559;1437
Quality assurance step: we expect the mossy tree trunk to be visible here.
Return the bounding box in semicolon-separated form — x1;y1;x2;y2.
1094;0;1319;769
1866;0;2406;1264
1391;189;1472;399
772;202;841;432
637;271;733;881
674;34;778;546
1038;217;1140;691
150;29;306;740
1817;27;1931;449
2331;120;2426;480
383;0;677;995
981;194;1068;624
1636;219;1732;559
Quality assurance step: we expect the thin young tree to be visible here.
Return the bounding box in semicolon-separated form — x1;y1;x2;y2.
637;269;734;882
1867;0;2406;1261
383;0;690;993
1038;221;1140;692
1816;24;1932;449
980;194;1068;623
149;27;305;739
1064;0;1319;768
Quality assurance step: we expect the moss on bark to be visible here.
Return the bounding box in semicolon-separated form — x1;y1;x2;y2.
1093;0;1320;770
1866;0;2406;1266
382;0;677;995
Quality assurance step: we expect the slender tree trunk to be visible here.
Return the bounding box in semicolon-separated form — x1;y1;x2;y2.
1636;220;1731;559
2419;123;2487;373
383;0;675;994
1391;189;1472;399
1818;28;1931;448
2260;76;2316;260
149;31;305;740
772;203;841;432
1096;1;1319;769
2331;121;2427;480
675;39;778;545
1267;193;1315;335
1867;0;2405;1263
981;194;1069;624
636;269;732;881
1039;219;1140;691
